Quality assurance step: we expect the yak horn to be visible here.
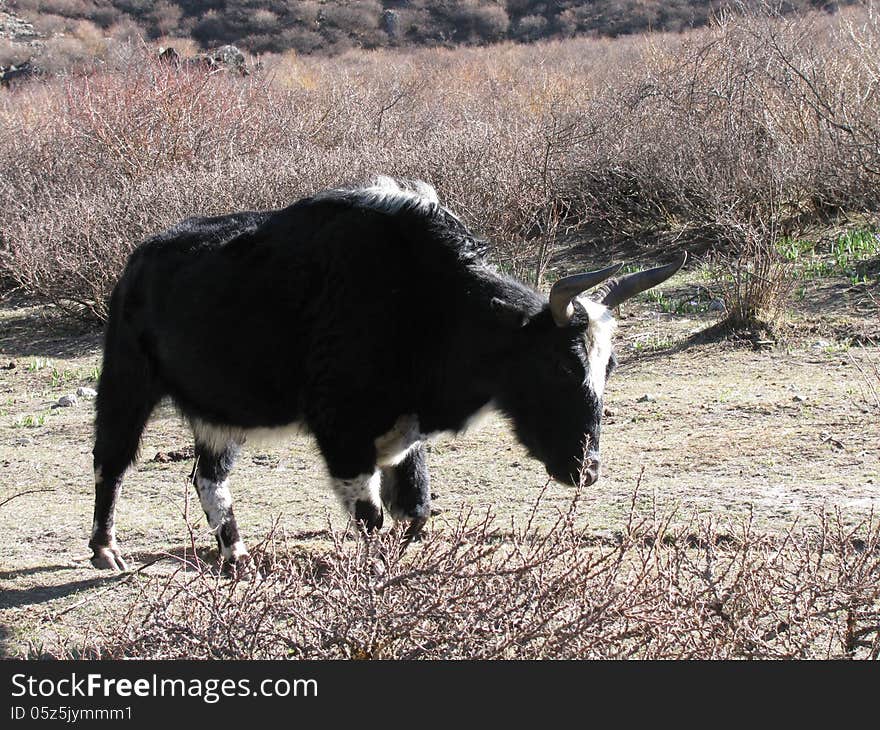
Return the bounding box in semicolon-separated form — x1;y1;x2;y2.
595;252;687;310
549;263;623;327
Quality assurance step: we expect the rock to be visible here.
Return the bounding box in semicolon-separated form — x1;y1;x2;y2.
383;9;400;38
0;59;37;88
53;394;78;408
76;386;97;399
811;339;831;349
251;454;279;468
708;299;726;312
157;43;249;76
151;447;194;463
0;4;39;43
205;45;248;75
637;394;655;403
792;394;806;403
604;407;616;417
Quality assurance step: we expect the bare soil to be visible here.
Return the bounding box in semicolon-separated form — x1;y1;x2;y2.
1;272;878;657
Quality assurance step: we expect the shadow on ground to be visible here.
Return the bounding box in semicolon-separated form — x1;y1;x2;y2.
0;575;114;610
0;564;83;581
0;293;101;359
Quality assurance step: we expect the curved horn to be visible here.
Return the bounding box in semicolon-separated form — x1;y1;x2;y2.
595;252;688;309
549;262;623;327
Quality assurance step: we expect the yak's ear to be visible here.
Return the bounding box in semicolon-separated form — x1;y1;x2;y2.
490;297;529;329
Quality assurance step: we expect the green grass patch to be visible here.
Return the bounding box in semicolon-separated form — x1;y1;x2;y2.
778;228;880;285
13;413;46;428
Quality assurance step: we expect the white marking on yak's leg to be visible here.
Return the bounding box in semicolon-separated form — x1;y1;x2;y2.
463;399;497;431
92;466;111;543
195;476;232;529
191;420;246;455
380;442;431;546
191;438;248;565
194;475;248;563
330;471;384;531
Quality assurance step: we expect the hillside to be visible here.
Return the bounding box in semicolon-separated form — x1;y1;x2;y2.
3;0;845;64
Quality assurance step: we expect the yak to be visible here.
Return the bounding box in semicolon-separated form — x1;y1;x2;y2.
89;177;685;570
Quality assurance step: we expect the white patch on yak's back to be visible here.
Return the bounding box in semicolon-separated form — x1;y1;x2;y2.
191;418;309;454
576;296;617;399
350;176;440;215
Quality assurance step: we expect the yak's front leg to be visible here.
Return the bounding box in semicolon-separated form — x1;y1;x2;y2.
192;441;249;565
330;471;384;532
89;464;128;571
315;425;384;531
381;442;431;542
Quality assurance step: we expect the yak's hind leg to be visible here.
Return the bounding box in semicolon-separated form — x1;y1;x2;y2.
381;442;431;542
90;311;162;570
192;440;249;566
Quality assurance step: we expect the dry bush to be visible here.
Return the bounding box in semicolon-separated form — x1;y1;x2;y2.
706;198;799;332
0;39;32;66
57;490;880;660
711;236;797;332
148;2;184;38
0;43;579;315
557;5;880;328
33;34;93;74
0;62;312;316
27;11;76;35
2;8;879;321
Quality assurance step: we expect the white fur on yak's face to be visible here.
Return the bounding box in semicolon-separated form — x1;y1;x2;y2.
576;295;617;401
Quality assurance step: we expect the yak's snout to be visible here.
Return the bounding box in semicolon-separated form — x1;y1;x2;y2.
546;452;600;487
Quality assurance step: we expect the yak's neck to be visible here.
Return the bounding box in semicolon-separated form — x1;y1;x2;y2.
414;263;543;434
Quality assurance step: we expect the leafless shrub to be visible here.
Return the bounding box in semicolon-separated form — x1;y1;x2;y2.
0;39;32;67
712;238;796;333
849;333;880;411
707;198;799;332
31;35;91;75
149;2;184;38
56;489;880;660
2;8;879;321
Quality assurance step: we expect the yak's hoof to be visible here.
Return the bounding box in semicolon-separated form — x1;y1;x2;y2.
403;516;428;545
222;551;256;580
355;499;384;533
90;545;128;571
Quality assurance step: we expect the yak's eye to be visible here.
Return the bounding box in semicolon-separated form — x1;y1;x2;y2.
557;353;584;379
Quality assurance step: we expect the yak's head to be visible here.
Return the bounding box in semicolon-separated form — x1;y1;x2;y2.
493;253;686;487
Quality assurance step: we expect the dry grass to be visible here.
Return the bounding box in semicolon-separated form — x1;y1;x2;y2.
1;8;879;321
36;485;880;661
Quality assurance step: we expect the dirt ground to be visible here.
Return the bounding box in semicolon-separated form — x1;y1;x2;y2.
1;268;878;657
